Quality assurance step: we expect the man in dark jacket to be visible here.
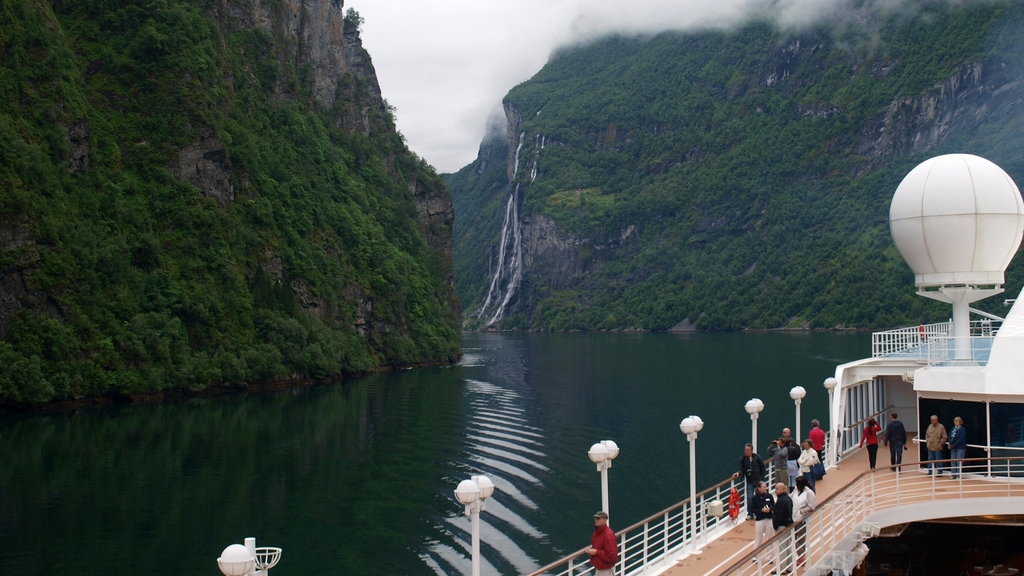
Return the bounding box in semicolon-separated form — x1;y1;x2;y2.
883;412;907;471
772;483;794;575
586;511;617;576
949;416;967;479
732;443;766;520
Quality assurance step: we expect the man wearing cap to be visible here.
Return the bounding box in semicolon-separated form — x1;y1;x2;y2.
586;511;618;575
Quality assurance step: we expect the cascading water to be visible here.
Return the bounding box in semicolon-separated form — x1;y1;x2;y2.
478;132;531;326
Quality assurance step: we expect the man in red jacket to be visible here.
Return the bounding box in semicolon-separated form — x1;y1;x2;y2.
586;511;618;575
809;419;826;462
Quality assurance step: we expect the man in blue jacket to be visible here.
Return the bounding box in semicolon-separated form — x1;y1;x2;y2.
949;416;967;479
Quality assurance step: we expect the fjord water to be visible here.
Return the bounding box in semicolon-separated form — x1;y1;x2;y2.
0;332;868;575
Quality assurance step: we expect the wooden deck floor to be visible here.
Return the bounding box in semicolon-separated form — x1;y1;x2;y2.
658;444;924;576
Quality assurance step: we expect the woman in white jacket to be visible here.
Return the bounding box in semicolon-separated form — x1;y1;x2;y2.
792;475;817;567
797;439;819;490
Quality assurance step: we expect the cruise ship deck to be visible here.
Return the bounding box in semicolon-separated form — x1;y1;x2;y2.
661;443;921;576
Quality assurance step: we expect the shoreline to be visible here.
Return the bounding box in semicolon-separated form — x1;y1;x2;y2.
0;357;460;415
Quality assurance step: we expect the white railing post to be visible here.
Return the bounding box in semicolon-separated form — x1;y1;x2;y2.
663;512;669;558
643;522;648;567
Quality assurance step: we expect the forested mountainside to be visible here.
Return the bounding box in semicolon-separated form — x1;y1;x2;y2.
0;0;461;405
448;0;1024;332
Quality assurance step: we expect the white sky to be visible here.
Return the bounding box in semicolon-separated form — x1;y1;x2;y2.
351;0;954;173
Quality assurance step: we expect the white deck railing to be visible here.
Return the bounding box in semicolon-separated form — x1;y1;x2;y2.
526;437;834;576
871;322;950;358
872;321;1001;360
526;474;749;576
718;456;1024;576
833;406;892;461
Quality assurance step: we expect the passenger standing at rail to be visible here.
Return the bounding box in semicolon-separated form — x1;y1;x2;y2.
771;438;790;488
949;416;967;479
859;418;881;470
751;481;775;565
808;420;826;463
791;476;816;567
926;414;947;476
586;511;617;576
772;483;795;575
884;412;907;471
732;443;767;520
786;434;800;490
797;440;820;491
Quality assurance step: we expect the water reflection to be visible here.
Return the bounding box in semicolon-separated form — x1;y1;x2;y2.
0;331;869;576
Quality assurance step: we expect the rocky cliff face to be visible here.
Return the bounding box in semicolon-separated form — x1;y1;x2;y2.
450;4;1024;331
0;0;460;403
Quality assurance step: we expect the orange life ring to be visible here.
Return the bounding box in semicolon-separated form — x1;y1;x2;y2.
728;487;741;520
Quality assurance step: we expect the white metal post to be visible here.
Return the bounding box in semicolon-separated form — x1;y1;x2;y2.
600;463;609;517
751;412;759;453
688;433;700;554
471;503;481;576
795;398;802;443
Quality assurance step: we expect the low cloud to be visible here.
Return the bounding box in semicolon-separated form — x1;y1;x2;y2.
353;0;995;173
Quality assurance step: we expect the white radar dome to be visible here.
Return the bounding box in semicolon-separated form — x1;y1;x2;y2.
889;154;1024;288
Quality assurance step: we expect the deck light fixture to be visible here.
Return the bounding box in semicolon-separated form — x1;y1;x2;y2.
455;475;495;576
790;386;807;442
216;538;281;576
588;440;620;518
680;415;704;554
744;398;765;451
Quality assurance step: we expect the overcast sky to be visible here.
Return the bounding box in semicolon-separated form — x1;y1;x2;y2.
351;0;965;173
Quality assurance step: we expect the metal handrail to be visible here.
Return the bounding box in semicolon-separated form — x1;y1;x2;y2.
526;473;750;576
718;455;1024;576
835;406;893;460
526;437;826;576
871;322;950;358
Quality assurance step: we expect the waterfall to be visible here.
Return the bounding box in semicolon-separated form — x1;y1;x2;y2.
478;133;530;326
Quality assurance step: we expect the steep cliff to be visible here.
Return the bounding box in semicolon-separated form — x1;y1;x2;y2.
448;0;1024;331
0;0;460;404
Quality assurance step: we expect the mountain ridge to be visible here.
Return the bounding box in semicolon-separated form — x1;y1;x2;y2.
448;0;1024;332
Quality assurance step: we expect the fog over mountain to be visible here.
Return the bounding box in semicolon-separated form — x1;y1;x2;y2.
354;0;992;172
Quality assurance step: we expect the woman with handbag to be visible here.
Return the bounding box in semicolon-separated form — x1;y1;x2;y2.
859;418;882;470
797;440;819;490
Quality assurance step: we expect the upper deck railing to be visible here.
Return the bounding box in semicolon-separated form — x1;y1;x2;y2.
718;455;1024;576
871;321;950;358
871;320;1000;364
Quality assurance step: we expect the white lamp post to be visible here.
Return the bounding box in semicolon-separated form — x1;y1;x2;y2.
588;440;620;518
680;415;704;554
744;398;765;451
790;386;807;443
823;377;838;466
455;475;495;576
217;537;281;576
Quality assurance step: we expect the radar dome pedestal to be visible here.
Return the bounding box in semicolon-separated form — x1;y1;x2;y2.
890;154;1024;360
